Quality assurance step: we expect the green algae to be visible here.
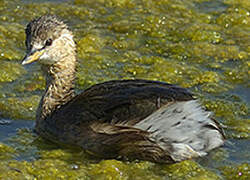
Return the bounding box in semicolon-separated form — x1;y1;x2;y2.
221;163;250;180
159;160;221;180
0;61;25;83
0;159;89;180
0;157;221;180
14;71;46;93
0;0;249;179
77;33;107;55
0;143;16;160
0;22;25;61
88;160;162;180
0;96;40;120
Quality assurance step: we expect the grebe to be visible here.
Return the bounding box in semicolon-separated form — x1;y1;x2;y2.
22;15;224;163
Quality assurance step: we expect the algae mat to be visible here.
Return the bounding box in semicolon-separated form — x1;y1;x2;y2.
0;0;249;179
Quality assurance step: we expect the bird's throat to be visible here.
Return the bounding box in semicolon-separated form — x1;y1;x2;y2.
37;55;76;122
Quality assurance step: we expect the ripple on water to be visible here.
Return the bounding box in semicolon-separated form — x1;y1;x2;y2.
0;119;34;142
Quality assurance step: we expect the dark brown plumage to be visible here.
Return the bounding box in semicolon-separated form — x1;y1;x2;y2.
22;15;224;163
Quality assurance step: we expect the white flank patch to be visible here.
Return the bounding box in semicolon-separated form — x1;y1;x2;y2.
134;100;224;161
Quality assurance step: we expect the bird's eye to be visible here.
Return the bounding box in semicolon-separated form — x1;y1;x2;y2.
45;38;53;46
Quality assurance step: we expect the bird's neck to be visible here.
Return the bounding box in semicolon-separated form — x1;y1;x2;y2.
37;55;77;122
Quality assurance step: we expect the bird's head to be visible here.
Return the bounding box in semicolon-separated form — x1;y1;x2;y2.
22;15;75;66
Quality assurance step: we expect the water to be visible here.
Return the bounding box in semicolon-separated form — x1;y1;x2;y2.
0;119;33;142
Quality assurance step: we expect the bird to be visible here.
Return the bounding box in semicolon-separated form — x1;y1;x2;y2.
21;15;224;163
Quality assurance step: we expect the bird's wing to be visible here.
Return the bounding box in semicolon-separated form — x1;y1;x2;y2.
57;79;194;126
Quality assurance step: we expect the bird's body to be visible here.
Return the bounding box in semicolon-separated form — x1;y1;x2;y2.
22;15;224;163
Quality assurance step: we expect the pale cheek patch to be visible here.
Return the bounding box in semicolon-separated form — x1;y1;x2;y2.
33;43;44;50
40;52;49;59
39;52;56;65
